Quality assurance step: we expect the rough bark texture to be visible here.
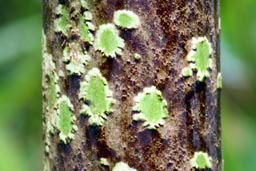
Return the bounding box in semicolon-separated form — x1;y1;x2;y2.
43;0;221;171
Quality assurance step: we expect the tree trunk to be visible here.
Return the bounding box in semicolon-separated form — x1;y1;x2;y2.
43;0;221;171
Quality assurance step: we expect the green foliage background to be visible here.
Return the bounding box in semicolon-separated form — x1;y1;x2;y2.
0;0;255;170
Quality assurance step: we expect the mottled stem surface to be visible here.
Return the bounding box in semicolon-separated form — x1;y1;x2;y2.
43;0;221;171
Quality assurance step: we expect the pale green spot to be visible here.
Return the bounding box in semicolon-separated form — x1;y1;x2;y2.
100;158;110;166
54;4;70;35
46;73;59;112
186;37;212;82
80;0;89;9
42;32;55;75
134;53;141;60
133;86;168;129
190;151;212;169
42;47;60;134
43;159;50;171
63;46;71;62
217;72;222;89
78;15;94;43
43;32;59;150
79;68;114;126
66;60;86;75
219;17;221;30
112;162;137;171
43;53;56;75
63;43;91;75
181;67;192;77
114;10;140;29
65;53;91;75
84;11;93;20
86;21;96;31
44;73;59;139
94;24;124;58
57;95;77;143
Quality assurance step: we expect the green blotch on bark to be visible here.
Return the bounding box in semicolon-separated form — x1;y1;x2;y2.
134;53;141;60
186;37;212;82
42;36;60;134
63;43;91;75
94;24;124;58
65;60;86;76
79;68;114;126
84;11;93;20
80;0;89;9
54;4;70;36
43;159;50;171
42;49;59;113
113;10;140;29
112;162;137;171
46;73;59;112
181;67;193;77
78;14;94;43
133;86;168;129
217;72;222;89
100;158;110;166
190;151;212;169
57;95;77;143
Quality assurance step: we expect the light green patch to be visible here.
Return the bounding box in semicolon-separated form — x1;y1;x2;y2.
44;72;60;137
190;151;212;169
219;17;221;30
66;60;86;75
42;36;60;133
84;11;93;20
94;23;124;58
42;31;59;153
181;67;193;77
63;46;71;62
45;72;60;114
79;68;114;126
54;4;71;35
80;0;89;9
86;21;96;31
113;10;140;29
43;67;59;151
43;53;56;76
217;72;222;89
133;86;168;129
42;31;55;76
57;95;78;143
186;37;212;82
134;53;141;60
100;158;110;166
112;161;137;171
78;14;94;43
63;43;91;75
43;158;50;171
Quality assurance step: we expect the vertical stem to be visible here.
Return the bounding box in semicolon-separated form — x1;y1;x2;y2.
43;0;221;170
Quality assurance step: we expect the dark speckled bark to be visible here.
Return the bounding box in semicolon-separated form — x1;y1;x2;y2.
43;0;221;171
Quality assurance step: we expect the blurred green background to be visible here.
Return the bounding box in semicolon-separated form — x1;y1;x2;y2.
0;0;255;171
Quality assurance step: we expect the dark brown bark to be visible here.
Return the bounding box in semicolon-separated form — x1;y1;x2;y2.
43;0;221;171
